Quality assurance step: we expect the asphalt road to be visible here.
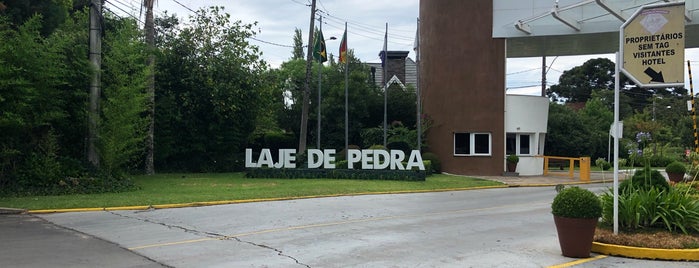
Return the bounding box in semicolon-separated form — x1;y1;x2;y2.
0;213;164;267
5;185;696;267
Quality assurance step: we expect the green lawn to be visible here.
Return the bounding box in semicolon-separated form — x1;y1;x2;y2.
0;173;503;210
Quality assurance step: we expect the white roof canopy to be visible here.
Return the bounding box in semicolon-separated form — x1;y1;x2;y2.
494;0;699;57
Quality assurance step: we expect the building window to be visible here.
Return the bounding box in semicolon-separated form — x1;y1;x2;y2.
506;133;516;155
454;133;491;156
519;134;531;155
506;133;532;156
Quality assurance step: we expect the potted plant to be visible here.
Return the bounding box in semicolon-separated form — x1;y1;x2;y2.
665;161;686;183
506;154;519;172
551;186;602;258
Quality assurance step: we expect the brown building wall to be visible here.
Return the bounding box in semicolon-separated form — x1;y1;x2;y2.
420;0;506;175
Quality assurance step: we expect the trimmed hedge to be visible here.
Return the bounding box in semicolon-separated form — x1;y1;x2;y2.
246;168;426;181
552;186;602;219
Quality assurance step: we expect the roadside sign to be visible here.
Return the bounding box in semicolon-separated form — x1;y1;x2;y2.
620;2;685;88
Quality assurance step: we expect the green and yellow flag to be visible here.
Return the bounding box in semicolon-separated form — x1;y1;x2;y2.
313;28;327;63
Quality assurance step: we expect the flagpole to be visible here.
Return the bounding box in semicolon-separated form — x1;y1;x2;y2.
415;18;421;151
317;15;323;149
344;22;349;157
383;22;388;146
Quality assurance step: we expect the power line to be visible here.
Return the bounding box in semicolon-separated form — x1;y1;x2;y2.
105;0;144;24
290;0;310;7
249;37;295;48
322;12;414;41
170;0;196;13
507;67;541;76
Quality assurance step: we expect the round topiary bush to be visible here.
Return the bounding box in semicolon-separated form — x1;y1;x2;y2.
552;186;602;219
387;141;413;155
665;161;686;183
368;144;387;150
665;161;686;174
628;166;670;192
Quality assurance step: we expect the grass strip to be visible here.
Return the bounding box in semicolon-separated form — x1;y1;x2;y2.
0;173;502;210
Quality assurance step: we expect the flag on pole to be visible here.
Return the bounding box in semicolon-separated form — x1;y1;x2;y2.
413;19;419;61
313;28;327;63
380;25;388;68
339;28;348;64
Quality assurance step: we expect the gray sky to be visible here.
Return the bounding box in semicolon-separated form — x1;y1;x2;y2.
106;0;698;96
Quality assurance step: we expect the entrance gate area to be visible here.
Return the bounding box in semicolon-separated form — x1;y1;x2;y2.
543;156;591;182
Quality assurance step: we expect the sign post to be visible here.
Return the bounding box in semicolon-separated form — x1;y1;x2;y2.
615;2;685;234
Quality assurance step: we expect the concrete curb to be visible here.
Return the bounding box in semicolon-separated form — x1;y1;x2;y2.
592;242;699;261
28;185;511;214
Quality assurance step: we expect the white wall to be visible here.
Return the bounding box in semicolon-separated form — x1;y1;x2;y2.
505;95;549;175
506;95;549;133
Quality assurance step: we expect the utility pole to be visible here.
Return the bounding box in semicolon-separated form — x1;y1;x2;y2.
298;0;317;156
144;0;156;175
541;56;546;97
317;15;323;149
88;0;102;168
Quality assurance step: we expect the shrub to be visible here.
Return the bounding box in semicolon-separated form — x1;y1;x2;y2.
551;186;602;219
601;187;699;234
595;158;611;170
421;160;432;176
336;145;360;161
627;166;670;192
618;158;627;167
665;161;686;174
387;141;412;154
360;128;383;148
368;144;387;150
506;154;519;164
421;152;441;173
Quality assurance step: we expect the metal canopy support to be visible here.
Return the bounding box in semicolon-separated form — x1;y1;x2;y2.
515;21;532;34
595;0;627;21
551;7;581;31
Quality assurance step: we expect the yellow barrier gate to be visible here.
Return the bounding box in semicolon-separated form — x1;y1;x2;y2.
543;156;590;182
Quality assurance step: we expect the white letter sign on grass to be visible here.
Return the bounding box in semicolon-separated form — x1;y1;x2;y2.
245;148;425;171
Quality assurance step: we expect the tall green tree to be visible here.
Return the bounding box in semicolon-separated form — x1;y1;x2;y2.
317;50;381;149
0;0;72;35
578;95;613;160
154;7;267;172
545;103;592;157
100;15;149;175
292;27;304;60
548;58;622;103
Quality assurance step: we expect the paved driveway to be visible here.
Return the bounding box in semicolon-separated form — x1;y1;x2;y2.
26;184;696;267
0;213;164;267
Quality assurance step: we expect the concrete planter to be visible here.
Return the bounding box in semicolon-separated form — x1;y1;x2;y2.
553;216;598;258
506;162;517;172
667;172;684;183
